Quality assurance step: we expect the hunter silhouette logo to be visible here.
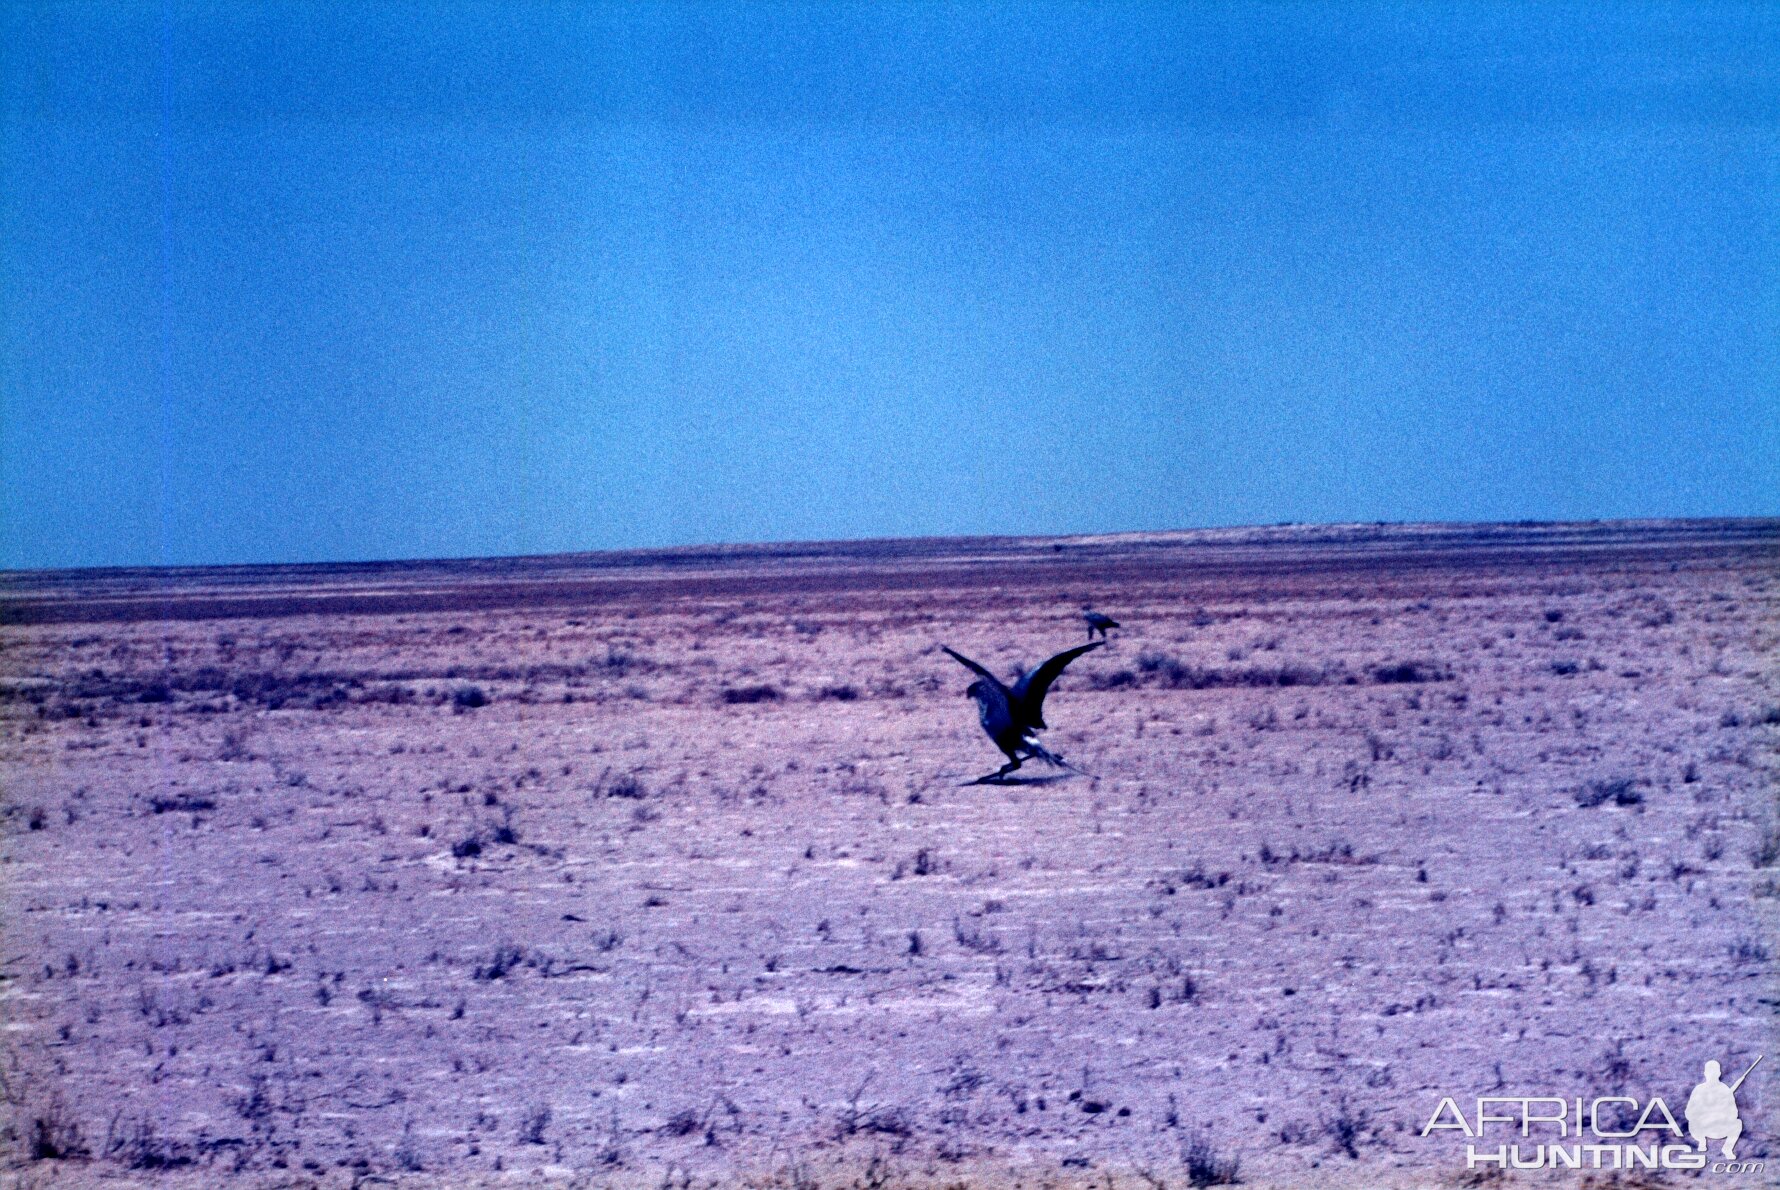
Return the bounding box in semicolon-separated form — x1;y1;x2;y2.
1422;1052;1765;1174
1687;1056;1760;1160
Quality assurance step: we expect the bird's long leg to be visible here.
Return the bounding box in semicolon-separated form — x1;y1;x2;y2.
967;756;1024;785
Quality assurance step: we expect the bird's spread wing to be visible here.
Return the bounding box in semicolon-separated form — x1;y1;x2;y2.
1012;640;1104;727
942;646;1002;689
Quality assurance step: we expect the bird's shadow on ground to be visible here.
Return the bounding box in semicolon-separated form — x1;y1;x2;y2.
959;773;1080;787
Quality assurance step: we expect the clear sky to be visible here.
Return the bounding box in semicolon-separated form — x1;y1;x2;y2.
3;3;1776;569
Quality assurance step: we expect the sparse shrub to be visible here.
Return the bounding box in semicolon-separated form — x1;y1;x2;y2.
474;944;525;981
860;1107;913;1138
1730;937;1770;964
30;1099;87;1161
662;1107;704;1137
1182;1130;1241;1186
1321;1095;1374;1159
1373;661;1443;684
220;670;359;710
234;1075;273;1121
592;1105;624;1167
603;771;647;799
1595;1040;1632;1087
148;794;216;814
452;835;483;858
941;1061;987;1099
452;685;488;711
814;684;859;701
1151;864;1230;895
1068;939;1121;964
518;1104;551;1145
1575;778;1642;809
394;1128;424;1172
1259;840;1374;866
951;917;1003;955
839;776;887;800
1550;659;1580;676
598;645;644;675
722;684;782;704
357;985;395;1023
1138;651;1197;687
1751;825;1780;869
1137;652;1350;690
104;1115;190;1169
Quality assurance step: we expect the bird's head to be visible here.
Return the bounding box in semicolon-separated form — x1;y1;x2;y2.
964;679;987;702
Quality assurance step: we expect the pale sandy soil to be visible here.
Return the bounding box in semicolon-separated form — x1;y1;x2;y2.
1;521;1776;1189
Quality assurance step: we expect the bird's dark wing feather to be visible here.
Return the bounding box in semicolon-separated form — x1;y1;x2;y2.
1012;640;1104;727
942;646;1005;692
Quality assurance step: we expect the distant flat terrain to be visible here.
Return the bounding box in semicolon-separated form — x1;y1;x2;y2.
4;519;1772;625
2;519;1776;1188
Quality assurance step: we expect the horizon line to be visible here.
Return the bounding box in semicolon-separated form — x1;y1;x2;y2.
5;513;1777;583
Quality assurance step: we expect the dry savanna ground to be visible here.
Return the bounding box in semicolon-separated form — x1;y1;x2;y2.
2;521;1776;1189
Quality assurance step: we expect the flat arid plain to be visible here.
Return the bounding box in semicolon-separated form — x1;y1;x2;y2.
3;520;1776;1189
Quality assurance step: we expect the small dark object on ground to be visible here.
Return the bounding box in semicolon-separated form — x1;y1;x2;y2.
1575;778;1642;808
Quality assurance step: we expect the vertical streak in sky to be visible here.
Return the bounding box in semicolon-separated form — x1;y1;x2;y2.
156;2;178;568
151;8;180;1143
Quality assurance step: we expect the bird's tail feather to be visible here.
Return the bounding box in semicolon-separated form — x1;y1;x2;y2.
1024;740;1069;768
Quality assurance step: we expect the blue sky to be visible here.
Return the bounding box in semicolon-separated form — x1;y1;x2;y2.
3;3;1776;569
